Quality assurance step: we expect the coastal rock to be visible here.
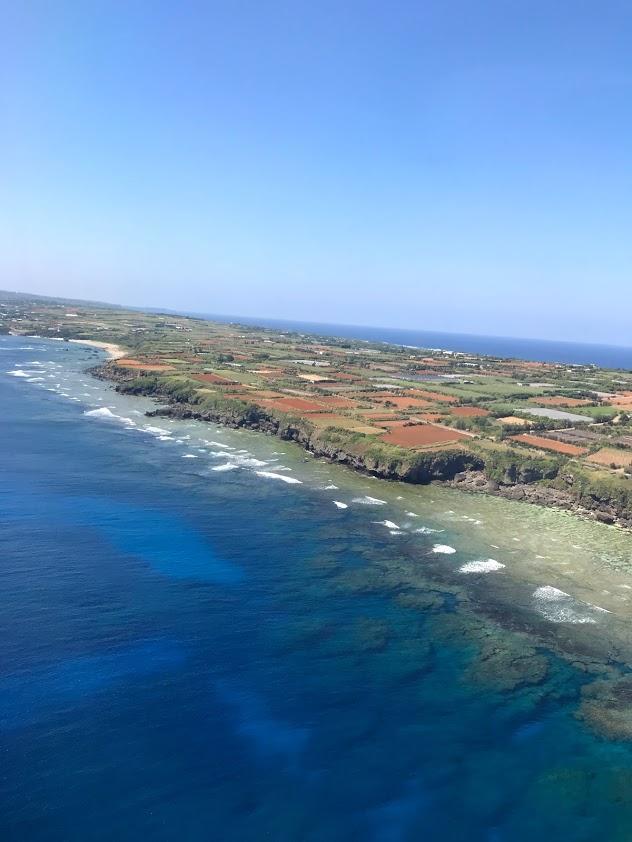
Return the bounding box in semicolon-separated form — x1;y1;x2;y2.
396;590;447;612
577;676;632;740
466;639;549;692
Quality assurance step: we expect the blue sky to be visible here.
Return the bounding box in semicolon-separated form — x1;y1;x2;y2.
2;1;631;344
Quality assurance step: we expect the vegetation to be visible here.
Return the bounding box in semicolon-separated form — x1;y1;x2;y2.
2;288;631;524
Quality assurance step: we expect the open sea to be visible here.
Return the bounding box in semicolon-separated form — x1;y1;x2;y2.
3;335;632;840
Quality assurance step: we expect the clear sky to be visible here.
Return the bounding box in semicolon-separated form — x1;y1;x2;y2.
2;1;631;344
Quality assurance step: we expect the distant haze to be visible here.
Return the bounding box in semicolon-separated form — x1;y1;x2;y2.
2;2;631;344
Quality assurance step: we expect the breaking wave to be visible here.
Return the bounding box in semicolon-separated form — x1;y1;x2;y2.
459;559;505;574
255;471;302;484
532;586;609;624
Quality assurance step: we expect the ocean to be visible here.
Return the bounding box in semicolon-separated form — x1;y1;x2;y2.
193;313;632;370
3;335;632;840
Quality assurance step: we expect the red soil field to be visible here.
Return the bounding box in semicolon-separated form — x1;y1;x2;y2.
258;397;326;413
451;407;490;417
192;373;237;385
509;434;588;456
380;424;470;448
608;392;632;406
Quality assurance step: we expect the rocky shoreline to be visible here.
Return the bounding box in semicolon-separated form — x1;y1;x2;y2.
447;470;632;531
144;402;481;483
93;362;632;532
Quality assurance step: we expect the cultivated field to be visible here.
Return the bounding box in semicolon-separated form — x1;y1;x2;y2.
510;434;588;456
380;423;471;448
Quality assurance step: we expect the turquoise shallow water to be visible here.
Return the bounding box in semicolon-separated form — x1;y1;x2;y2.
2;336;632;841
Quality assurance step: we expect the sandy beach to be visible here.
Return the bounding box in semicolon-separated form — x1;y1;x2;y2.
68;338;126;359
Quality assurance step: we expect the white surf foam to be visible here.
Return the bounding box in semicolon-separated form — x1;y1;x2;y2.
84;407;116;418
432;544;456;555
352;496;387;506
256;471;302;484
212;463;239;472
459;559;506;574
7;369;30;377
414;526;444;534
182;454;198;458
210;451;268;468
532;586;608;624
373;520;400;530
84;407;135;426
143;425;170;435
333;501;348;509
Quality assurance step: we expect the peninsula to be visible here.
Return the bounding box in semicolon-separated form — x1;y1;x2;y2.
3;290;631;528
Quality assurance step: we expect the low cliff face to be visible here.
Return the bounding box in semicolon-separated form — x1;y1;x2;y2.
92;363;632;527
449;470;632;529
147;402;481;483
89;362;480;484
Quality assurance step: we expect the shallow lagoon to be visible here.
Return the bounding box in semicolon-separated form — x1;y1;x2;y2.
2;336;632;840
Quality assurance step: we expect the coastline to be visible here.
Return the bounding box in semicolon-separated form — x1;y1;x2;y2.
84;351;632;741
68;338;127;359
6;331;632;746
4;296;630;540
107;374;631;532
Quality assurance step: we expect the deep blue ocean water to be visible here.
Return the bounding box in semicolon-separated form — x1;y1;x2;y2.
3;336;632;840
193;313;632;369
